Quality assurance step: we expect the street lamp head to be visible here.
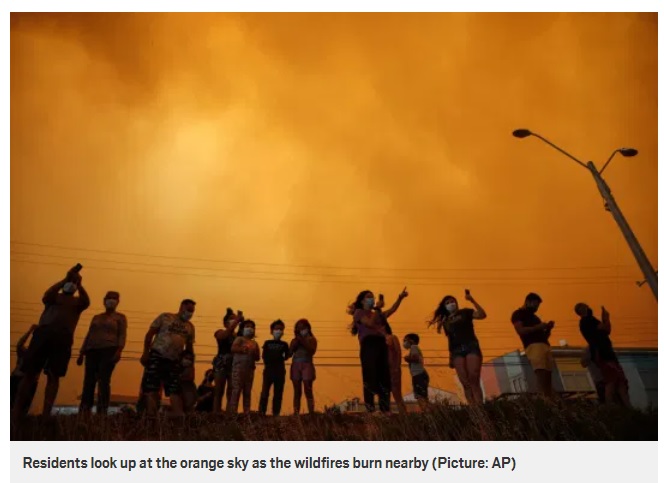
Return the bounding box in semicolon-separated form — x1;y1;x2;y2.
618;148;638;157
512;129;532;138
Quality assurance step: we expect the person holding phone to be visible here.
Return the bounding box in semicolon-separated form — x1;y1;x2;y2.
212;308;242;413
511;293;555;399
12;265;91;420
575;303;630;407
349;287;408;413
428;289;487;405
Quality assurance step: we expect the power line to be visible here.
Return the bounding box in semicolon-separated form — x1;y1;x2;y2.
9;257;640;287
10;240;634;273
10;250;639;283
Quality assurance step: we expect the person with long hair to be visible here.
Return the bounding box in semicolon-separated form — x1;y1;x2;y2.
290;319;317;415
212;308;242;413
428;290;486;405
349;287;408;413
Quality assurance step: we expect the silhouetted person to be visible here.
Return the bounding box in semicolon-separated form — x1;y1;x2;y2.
349;288;408;413
11;324;38;412
195;369;215;412
575;303;630;407
290;319;317;415
77;291;127;415
12;268;90;420
403;333;429;410
259;319;291;416
429;289;487;405
212;308;241;413
385;327;407;415
140;299;196;417
511;293;555;398
227;319;260;415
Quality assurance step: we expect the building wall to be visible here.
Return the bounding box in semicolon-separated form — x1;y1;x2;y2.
483;348;657;410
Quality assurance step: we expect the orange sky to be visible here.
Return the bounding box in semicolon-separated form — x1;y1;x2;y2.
10;12;658;413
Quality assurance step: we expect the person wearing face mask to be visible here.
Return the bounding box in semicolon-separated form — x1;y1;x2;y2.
212;308;242;413
290;319;318;415
258;320;292;416
428;290;487;405
349;288;408;413
228;319;260;415
12;268;91;421
76;291;127;415
140;299;196;417
511;293;555;398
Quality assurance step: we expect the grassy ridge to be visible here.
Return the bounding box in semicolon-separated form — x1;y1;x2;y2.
11;397;657;441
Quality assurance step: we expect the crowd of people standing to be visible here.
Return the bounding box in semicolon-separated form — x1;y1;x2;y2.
11;264;631;422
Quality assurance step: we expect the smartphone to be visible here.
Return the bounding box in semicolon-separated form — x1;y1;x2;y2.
465;289;470;295
72;263;83;273
379;294;384;302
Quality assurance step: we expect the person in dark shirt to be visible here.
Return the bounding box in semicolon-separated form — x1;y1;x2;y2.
11;324;38;413
12;269;91;420
575;303;630;407
195;369;215;412
258;320;292;416
511;293;555;398
428;289;487;405
212;308;241;413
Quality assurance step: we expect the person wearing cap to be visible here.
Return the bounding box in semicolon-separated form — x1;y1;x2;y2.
511;293;555;398
77;291;127;415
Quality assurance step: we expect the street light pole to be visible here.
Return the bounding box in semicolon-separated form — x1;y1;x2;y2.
512;129;658;301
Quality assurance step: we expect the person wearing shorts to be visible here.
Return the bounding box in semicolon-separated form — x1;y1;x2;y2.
511;293;555;398
428;290;487;405
290;319;317;415
140;299;196;417
404;333;429;410
576;303;630;407
12;270;90;420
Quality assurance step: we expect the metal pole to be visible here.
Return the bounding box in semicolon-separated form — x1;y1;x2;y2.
587;161;658;300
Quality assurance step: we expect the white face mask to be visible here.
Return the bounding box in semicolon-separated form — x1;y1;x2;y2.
273;330;283;340
445;303;457;313
180;311;193;321
63;283;77;294
363;298;374;310
403;342;412;349
300;329;309;337
104;299;118;310
243;328;254;337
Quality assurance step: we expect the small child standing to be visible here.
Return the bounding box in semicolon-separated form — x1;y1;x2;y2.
403;333;429;410
290;319;317;415
228;320;260;415
259;320;292;416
